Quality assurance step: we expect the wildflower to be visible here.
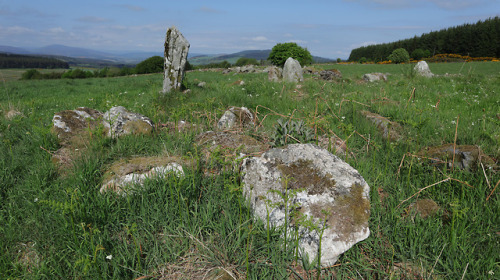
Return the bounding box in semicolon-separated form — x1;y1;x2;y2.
34;198;38;203
488;270;494;275
106;255;113;260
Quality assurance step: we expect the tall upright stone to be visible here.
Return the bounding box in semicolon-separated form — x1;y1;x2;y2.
414;61;434;78
162;26;190;93
283;57;303;83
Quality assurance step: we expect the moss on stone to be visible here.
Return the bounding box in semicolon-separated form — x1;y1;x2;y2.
309;183;370;239
277;159;336;195
123;120;153;135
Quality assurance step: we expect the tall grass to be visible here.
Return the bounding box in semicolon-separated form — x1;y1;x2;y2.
0;61;498;279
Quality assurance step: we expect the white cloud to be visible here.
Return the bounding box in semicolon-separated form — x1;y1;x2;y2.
251;36;268;41
48;27;65;34
0;25;34;35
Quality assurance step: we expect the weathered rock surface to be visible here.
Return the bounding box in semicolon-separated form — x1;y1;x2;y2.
360;110;402;141
319;69;342;80
241;144;370;265
102;106;154;138
52;107;103;141
162;26;190;93
100;156;189;195
268;66;282;82
196;131;268;161
283;57;303;83
417;144;497;171
363;73;387;82
414;61;434;77
51;106;154;172
217;106;255;130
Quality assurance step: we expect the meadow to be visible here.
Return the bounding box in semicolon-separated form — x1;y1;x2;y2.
0;61;499;279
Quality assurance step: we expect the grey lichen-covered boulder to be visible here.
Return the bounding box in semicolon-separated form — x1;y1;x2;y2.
363;73;387;82
414;61;434;77
196;131;268;162
102;106;154;138
52;107;103;142
283;57;303;83
268;66;283;82
162;26;190;93
241;144;370;266
319;69;342;80
217;106;255;130
100;156;186;195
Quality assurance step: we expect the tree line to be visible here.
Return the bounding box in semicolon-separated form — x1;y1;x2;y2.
348;16;500;62
0;53;69;69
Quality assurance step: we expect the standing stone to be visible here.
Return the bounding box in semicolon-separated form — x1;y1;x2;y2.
283;57;303;83
414;61;434;77
162;26;190;93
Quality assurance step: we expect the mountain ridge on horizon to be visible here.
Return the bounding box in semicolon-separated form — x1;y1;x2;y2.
0;44;334;66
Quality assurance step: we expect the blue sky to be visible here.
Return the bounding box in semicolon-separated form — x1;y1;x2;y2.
0;0;498;59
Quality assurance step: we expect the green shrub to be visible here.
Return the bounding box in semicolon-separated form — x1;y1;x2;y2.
268;42;313;67
359;57;368;64
21;69;42;80
388;48;410;64
135;56;164;74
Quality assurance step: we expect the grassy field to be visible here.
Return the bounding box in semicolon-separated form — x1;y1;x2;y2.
0;61;499;279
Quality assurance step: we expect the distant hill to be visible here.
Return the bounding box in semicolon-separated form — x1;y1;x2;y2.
1;44;333;68
189;49;333;65
0;45;32;55
34;44;117;60
0;53;69;69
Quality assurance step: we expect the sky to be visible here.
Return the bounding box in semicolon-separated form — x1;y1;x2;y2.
0;0;498;59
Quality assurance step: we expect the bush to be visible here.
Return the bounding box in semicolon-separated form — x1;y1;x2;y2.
21;69;42;80
359;57;368;64
268;42;313;67
135;56;164;74
388;48;410;64
234;57;258;66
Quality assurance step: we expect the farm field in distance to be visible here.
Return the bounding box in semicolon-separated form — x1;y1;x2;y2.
0;61;499;279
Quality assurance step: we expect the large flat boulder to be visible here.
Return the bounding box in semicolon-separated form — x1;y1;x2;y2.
241;144;370;266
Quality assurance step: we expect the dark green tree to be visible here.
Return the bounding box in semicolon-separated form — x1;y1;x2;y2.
411;49;431;60
268;42;313;67
135;56;164;74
